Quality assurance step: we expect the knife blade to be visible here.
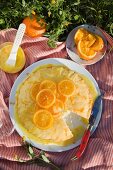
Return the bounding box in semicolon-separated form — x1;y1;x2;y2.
71;95;102;160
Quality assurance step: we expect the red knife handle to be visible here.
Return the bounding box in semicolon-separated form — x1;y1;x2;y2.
72;129;91;160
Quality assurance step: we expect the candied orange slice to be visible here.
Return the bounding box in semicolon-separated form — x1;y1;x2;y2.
90;35;104;51
30;82;40;100
33;109;53;130
49;99;64;117
74;28;89;44
56;92;67;103
34;103;40;111
58;79;75;96
36;89;55;108
77;40;97;60
39;80;56;93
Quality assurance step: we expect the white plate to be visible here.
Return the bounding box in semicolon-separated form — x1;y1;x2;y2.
66;24;107;65
9;58;102;152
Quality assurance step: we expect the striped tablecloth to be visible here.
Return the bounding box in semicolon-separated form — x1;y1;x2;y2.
0;29;113;170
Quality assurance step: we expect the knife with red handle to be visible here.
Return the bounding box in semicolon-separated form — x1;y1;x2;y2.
71;95;102;160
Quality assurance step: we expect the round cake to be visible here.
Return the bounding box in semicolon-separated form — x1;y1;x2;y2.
15;64;97;146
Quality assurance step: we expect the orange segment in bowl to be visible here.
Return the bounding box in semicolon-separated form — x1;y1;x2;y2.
77;40;97;60
58;79;75;96
49;99;64;117
30;82;40;100
39;80;56;93
90;35;104;51
33;109;53;130
36;89;55;108
74;28;89;44
84;33;96;47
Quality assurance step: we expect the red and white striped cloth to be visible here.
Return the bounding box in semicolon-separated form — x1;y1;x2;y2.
0;28;113;170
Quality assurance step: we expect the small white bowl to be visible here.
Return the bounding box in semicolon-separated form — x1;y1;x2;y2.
66;24;107;65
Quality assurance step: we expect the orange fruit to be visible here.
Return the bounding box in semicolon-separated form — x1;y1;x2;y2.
49;99;64;117
83;33;96;47
90;35;104;51
36;89;55;108
39;80;56;93
74;28;89;44
34;103;40;111
58;79;75;96
56;92;67;103
33;109;53;130
30;82;40;100
77;40;97;60
23;14;46;38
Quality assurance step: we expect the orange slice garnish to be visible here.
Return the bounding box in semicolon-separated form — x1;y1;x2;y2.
77;40;97;60
36;89;55;108
34;103;40;111
30;82;40;100
49;99;64;117
58;79;75;96
39;80;56;93
33;109;53;130
56;92;67;103
90;35;104;51
74;28;89;44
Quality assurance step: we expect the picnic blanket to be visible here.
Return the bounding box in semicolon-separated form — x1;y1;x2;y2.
0;28;113;170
